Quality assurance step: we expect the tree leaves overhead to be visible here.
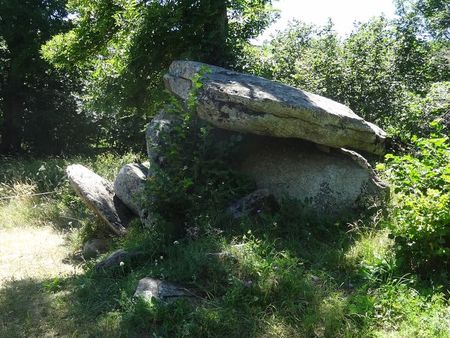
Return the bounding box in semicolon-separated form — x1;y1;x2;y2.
3;0;447;154
396;0;450;41
244;15;449;141
41;0;276;150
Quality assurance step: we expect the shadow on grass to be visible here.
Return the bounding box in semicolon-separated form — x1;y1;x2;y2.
5;202;440;337
0;226;358;337
0;212;378;337
0;279;55;338
0;272;134;337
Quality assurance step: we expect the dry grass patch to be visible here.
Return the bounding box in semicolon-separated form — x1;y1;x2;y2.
0;226;79;286
0;184;80;285
0;191;83;337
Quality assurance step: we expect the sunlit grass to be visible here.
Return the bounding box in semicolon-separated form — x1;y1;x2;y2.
345;229;395;275
0;226;78;285
0;153;139;337
0;183;40;229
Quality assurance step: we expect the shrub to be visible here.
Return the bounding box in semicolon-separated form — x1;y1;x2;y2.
396;82;450;141
143;71;254;240
380;124;450;271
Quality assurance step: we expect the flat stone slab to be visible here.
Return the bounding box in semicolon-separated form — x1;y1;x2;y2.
164;60;386;155
234;135;389;217
66;164;132;236
134;277;195;303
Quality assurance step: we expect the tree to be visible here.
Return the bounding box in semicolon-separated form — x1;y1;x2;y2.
0;0;93;154
396;0;450;41
42;0;276;151
244;15;449;140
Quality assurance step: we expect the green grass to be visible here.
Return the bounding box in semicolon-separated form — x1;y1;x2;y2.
1;154;450;337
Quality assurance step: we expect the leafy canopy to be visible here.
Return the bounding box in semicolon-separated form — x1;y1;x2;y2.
396;0;450;41
42;0;276;150
245;15;449;141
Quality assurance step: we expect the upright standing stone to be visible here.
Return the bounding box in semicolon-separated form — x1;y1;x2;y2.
66;164;132;236
234;135;389;217
114;163;148;217
146;110;181;168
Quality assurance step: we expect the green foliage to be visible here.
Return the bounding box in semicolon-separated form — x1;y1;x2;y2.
370;277;450;337
380;126;450;271
144;80;254;239
3;154;450;337
398;82;450;138
396;0;450;41
245;16;449;140
42;0;276;151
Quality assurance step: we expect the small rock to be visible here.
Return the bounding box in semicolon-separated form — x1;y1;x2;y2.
227;189;279;219
243;279;253;288
134;277;195;303
95;249;143;271
83;238;108;259
310;275;321;285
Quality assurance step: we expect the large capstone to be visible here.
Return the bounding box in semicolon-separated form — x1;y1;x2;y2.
66;164;132;236
164;60;386;155
233;135;389;218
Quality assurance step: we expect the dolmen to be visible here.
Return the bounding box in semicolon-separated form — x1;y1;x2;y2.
164;61;389;218
66;60;389;235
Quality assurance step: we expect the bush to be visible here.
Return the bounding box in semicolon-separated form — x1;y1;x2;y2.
380;125;450;272
143;74;254;240
396;82;450;140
